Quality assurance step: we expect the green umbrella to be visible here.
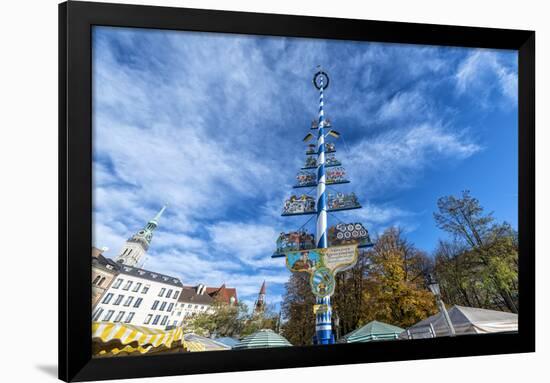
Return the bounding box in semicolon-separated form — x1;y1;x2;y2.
234;329;292;350
341;320;404;343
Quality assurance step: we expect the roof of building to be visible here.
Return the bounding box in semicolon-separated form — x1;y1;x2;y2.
178;287;216;305
233;329;292;349
259;281;266;295
92;252;121;273
205;284;238;305
341;320;404;343
93;250;183;287
117;264;183;287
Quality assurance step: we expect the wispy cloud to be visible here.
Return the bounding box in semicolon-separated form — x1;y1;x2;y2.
455;49;518;105
348;123;481;193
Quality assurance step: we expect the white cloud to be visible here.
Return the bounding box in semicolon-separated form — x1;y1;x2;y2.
208;222;281;269
455;50;518;104
348;123;481;192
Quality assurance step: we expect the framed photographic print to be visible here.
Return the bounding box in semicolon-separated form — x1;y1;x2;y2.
59;1;535;381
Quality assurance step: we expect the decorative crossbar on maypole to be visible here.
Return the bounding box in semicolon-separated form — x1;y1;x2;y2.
272;67;373;346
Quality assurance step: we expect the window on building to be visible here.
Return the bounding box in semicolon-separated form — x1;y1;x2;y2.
125;312;135;323
152;315;161;325
161;316;168;326
128;249;133;256
114;295;124;305
132;282;142;292
143;314;152;324
159;302;167;311
133;298;143;308
158;288;166;297
92;308;104;321
151;300;159;310
123;296;134;307
112;278;123;289
142;285;150;294
98;277;106;287
114;311;125;323
102;293;114;304
177;311;181;316
93;275;101;285
166;289;172;298
187;304;192;308
103;310;115;321
172;320;178;326
173;291;179;300
123;281;132;291
167;303;174;312
194;305;198;309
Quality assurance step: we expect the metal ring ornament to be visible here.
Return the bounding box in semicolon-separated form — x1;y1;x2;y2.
313;71;330;90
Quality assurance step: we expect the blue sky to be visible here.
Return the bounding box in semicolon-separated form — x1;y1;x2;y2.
92;26;518;311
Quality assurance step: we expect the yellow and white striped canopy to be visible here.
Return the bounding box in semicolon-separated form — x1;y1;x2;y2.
92;322;183;349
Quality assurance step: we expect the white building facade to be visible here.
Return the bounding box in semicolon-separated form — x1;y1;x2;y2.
92;264;183;330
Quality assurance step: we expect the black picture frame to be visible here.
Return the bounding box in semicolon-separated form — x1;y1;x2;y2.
59;1;535;381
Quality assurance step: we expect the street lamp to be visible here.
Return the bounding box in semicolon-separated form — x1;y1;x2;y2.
426;273;455;337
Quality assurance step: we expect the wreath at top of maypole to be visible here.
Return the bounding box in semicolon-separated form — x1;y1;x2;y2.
313;70;330;90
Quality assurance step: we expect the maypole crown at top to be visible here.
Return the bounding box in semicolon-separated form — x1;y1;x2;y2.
313;70;330;90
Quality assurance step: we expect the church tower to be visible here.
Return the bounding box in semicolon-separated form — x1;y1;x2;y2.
114;205;166;268
253;281;266;315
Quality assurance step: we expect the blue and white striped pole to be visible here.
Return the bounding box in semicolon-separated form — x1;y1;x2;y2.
315;72;333;345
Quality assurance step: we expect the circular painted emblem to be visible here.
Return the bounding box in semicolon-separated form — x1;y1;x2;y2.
310;267;336;298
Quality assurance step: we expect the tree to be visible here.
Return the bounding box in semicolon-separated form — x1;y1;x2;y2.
280;272;316;346
360;228;437;328
186;302;248;337
434;191;518;313
241;303;280;337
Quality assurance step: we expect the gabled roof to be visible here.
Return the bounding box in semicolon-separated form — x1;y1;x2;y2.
205;284;238;305
177;287;215;305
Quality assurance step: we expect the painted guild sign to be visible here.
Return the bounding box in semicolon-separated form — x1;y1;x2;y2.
311;118;331;129
282;194;315;215
306;144;316;155
311;267;336;298
286;249;322;273
295;170;316;187
326;167;347;183
327;192;360;211
275;230;315;255
304;156;317;168
328;222;371;247
306;143;336;155
325;154;341;167
285;244;359;297
322;244;358;273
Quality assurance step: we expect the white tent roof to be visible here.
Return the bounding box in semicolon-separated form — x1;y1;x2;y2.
402;305;518;339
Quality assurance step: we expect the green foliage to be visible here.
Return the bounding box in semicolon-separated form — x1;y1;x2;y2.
434;191;518;313
185;302;248;337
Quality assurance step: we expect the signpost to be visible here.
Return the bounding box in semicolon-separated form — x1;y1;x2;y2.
272;68;373;344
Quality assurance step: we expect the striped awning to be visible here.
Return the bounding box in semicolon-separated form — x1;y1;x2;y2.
92;322;184;349
234;329;292;350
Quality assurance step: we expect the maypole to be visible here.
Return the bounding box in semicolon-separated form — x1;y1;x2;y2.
314;71;332;344
272;67;373;346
